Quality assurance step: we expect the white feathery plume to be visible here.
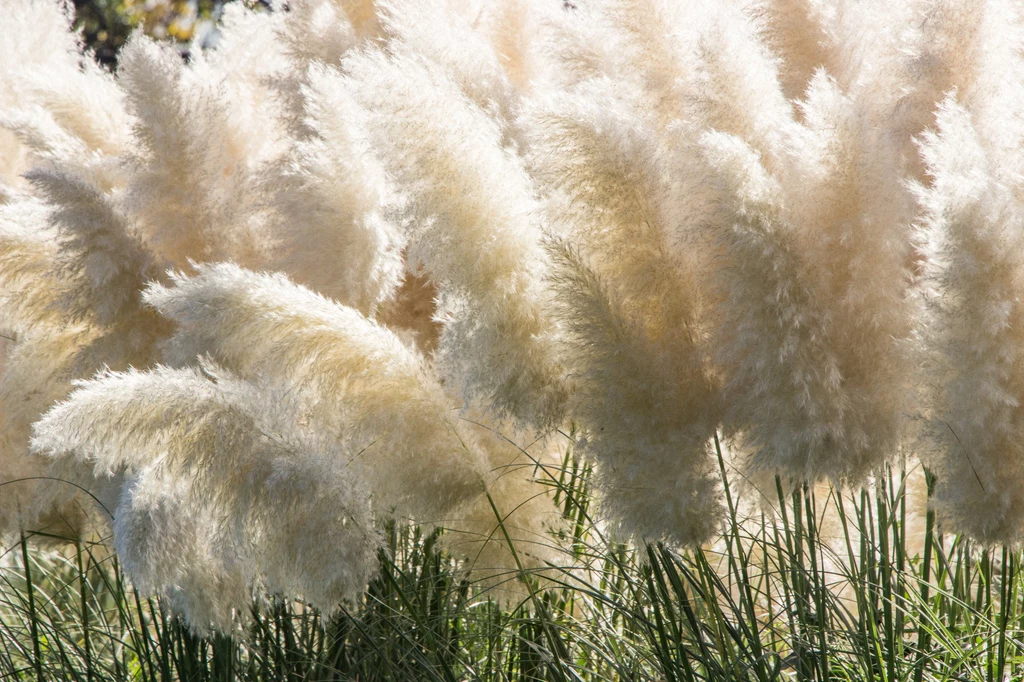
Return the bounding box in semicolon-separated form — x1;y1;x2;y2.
0;0;84;189
32;364;381;631
701;129;852;482
114;467;251;633
342;49;568;428
27;171;155;320
762;1;1017;183
525;84;697;320
703;70;921;484
335;0;387;42
930;0;1024;177
576;0;793;160
0;199;93;537
476;0;548;97
277;0;359;68
379;0;516;125
145;263;488;521
785;71;920;426
749;0;834;102
0;166;166;539
0;199;64;334
146;263;569;588
568;1;797;288
917;97;1024;545
30;168;170;373
271;0;384;138
547;241;722;544
2;59;131;189
186;3;290;165
0;0;131;192
0;325;99;536
527;85;723;544
597;0;689;127
532;1;620;92
11;59;131;164
117;35;272;270
262;63;404;314
678;2;796;164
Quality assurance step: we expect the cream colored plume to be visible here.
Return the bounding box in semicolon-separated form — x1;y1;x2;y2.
342;48;568;428
527;85;723;544
270;0;385;137
917;96;1024;545
32;365;381;631
0;200;90;536
145;262;488;521
0;166;165;539
548;241;722;545
378;0;515;125
262;62;404;314
0;326;100;537
701;107;917;484
116;34;278;270
0;0;130;192
0;199;64;334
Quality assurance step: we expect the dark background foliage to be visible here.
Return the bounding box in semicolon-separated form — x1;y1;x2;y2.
72;0;230;64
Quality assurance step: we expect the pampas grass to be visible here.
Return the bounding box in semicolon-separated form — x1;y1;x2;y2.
2;0;1024;648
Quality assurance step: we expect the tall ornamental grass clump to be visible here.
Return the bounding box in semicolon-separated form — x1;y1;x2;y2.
4;460;1024;681
2;0;1024;676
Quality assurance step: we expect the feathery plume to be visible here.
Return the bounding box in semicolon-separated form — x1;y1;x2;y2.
917;97;1024;545
262;63;404;313
0;0;86;188
703;76;920;484
548;241;722;544
0;199;64;333
0;326;100;536
379;0;516;124
0;171;166;538
0;0;130;195
28;170;154;323
343;49;567;427
752;0;834;102
476;0;548;97
701;129;853;482
117;35;274;269
528;86;723;543
32;365;381;630
145;263;487;520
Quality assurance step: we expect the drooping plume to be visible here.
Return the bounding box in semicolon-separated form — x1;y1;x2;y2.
0;168;167;537
145;263;487;521
0;0;131;192
343;48;568;428
262;63;404;314
117;34;279;270
703;69;920;483
32;364;381;631
917;97;1024;545
528;85;723;544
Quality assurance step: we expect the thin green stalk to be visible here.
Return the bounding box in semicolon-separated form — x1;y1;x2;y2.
713;433;770;682
876;480;895;682
76;541;94;682
914;469;937;682
797;483;827;680
996;548;1011;682
20;532;44;682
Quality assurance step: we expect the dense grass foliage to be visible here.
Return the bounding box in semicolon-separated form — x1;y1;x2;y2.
3;450;1023;681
